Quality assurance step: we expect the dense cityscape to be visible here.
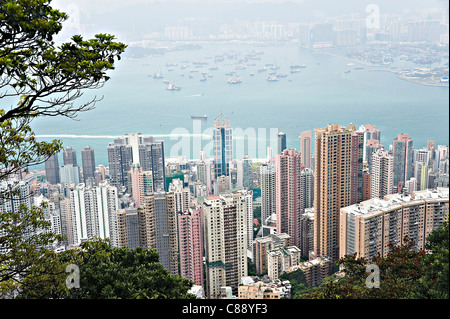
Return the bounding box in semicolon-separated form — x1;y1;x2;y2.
0;0;448;307
5;117;449;299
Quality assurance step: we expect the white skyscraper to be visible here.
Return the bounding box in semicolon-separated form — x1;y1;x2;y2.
168;178;191;213
370;149;394;199
70;181;119;246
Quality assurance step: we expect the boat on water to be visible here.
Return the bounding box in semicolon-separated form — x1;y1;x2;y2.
153;73;163;79
270;64;280;71
191;115;207;119
344;70;351;73
227;77;241;84
290;69;301;73
267;76;278;82
166;82;181;91
290;64;306;69
193;61;208;66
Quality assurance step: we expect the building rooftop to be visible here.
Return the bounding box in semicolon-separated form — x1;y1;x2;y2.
341;188;449;218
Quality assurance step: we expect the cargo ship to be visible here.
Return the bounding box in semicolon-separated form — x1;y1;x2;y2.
191;115;207;119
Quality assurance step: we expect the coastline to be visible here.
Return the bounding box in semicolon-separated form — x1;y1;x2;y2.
316;49;449;87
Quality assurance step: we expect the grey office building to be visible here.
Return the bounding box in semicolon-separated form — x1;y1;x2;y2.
138;139;166;192
45;154;60;184
108;134;166;193
213;113;232;178
278;132;286;154
63;146;77;165
81;146;96;183
107;138;133;191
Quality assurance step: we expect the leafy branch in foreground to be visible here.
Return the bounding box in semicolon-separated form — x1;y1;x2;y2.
1;0;127;124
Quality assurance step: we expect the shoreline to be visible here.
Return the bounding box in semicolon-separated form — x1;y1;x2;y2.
316;50;448;87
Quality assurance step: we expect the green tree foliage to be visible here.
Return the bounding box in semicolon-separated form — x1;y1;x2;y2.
413;220;449;299
0;109;62;181
17;238;195;299
64;239;195;299
1;0;125;298
0;203;65;297
0;0;127;123
279;268;309;298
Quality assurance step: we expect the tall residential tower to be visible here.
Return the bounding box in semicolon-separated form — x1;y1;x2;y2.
313;123;363;261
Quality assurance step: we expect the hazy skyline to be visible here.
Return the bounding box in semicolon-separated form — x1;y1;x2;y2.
52;0;448;42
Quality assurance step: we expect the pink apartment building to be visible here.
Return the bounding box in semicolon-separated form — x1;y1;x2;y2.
178;207;204;286
276;149;302;248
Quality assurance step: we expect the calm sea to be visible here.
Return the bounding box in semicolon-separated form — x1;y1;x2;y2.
31;43;449;167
